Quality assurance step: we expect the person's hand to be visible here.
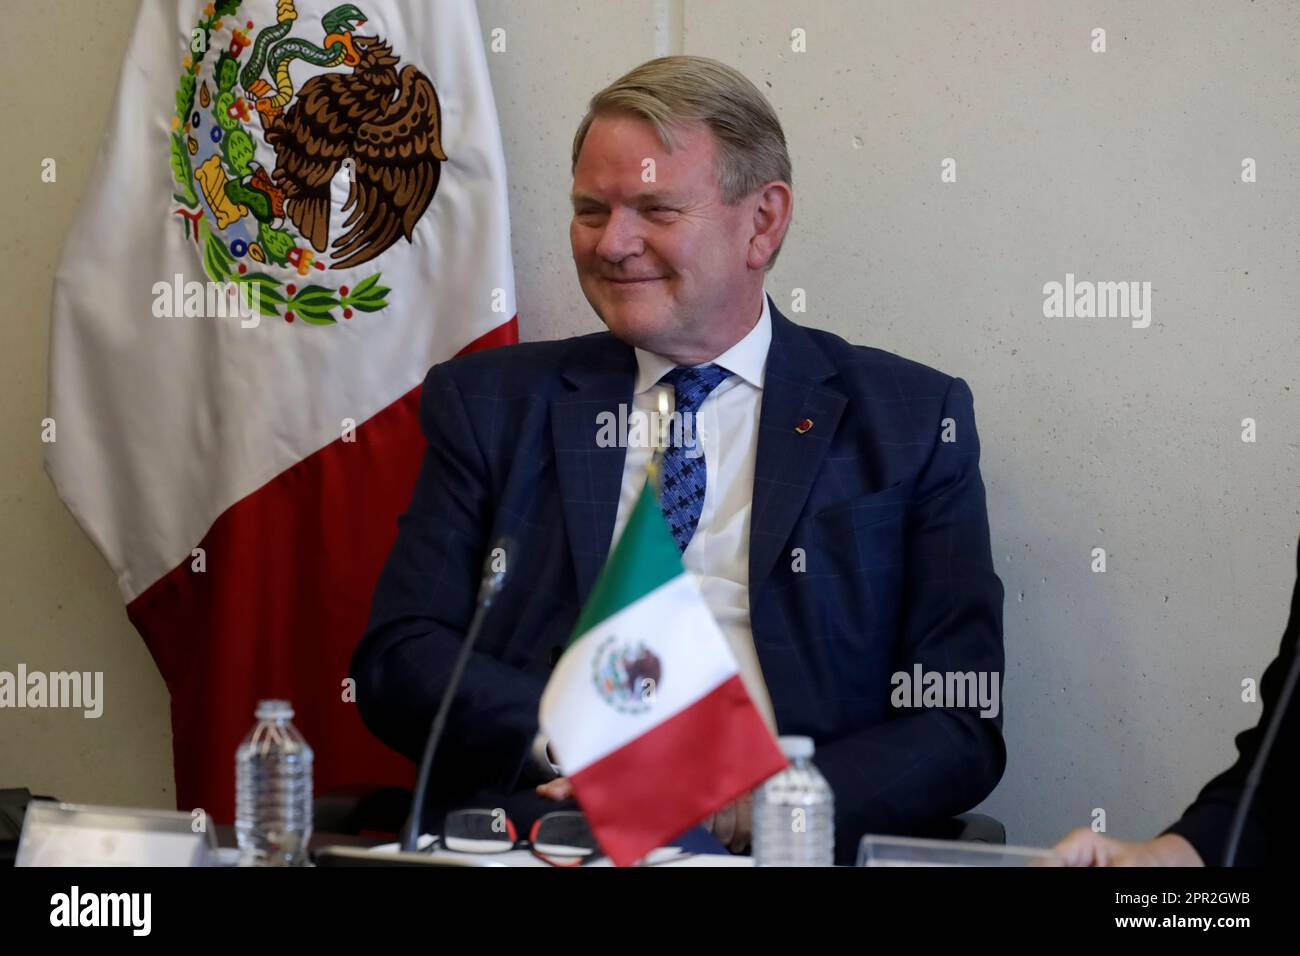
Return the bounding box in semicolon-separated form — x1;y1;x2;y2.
535;776;573;800
1053;829;1203;866
700;793;753;854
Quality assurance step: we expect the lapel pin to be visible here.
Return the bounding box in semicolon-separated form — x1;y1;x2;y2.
795;418;814;434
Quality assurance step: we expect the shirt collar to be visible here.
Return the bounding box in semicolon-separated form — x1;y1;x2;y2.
632;287;772;394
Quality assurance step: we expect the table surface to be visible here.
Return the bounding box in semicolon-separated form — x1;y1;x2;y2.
214;825;745;866
214;825;384;850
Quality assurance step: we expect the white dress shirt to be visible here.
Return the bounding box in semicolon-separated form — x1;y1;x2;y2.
531;287;778;779
611;287;777;730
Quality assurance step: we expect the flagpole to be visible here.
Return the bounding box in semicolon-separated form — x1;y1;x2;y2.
646;387;670;497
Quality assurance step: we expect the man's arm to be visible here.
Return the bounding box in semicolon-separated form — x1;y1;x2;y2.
350;361;547;797
814;376;1006;864
1054;534;1299;866
1160;534;1300;865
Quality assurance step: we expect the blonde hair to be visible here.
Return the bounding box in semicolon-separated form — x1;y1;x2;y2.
571;55;792;269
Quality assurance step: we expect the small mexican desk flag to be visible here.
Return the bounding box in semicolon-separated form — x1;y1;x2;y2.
538;472;787;866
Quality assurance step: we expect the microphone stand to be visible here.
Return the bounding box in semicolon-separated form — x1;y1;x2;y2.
398;537;513;853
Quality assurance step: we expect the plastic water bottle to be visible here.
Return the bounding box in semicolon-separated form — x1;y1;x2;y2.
235;699;313;866
752;735;835;866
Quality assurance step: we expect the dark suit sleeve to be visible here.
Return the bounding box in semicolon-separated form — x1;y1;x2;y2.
350;361;546;799
1162;536;1300;865
813;376;1006;864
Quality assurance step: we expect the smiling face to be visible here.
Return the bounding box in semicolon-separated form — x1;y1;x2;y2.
570;114;771;364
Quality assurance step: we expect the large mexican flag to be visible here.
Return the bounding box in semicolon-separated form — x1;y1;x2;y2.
46;0;517;821
539;477;786;866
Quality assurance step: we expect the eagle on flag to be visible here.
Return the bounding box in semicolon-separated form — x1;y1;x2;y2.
243;3;449;269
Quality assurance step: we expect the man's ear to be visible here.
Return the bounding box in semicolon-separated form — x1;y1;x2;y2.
747;181;793;270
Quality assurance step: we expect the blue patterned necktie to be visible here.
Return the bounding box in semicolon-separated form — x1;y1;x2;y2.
657;363;733;553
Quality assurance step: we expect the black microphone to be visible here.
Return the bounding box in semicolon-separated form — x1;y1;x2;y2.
399;536;514;853
1221;636;1300;865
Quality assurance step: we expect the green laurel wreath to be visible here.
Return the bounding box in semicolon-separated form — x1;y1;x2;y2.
199;220;390;324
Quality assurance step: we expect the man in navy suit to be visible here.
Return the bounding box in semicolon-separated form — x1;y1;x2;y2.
352;55;1005;865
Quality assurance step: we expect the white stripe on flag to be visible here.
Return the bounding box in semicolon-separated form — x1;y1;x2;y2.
540;573;739;773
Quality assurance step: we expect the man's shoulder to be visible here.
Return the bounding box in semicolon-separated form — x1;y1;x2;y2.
427;330;621;393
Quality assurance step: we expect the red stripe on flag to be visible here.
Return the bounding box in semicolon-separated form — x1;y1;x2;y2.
458;315;519;353
568;674;787;866
126;317;518;823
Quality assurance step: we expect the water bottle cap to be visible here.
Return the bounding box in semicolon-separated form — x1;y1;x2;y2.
778;735;814;759
255;699;294;720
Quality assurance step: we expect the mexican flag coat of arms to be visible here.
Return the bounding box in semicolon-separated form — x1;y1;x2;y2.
46;0;518;822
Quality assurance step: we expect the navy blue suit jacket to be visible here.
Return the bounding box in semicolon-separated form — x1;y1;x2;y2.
352;294;1006;864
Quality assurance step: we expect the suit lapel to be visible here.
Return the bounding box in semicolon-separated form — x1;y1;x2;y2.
749;300;847;596
551;334;636;601
549;304;844;602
